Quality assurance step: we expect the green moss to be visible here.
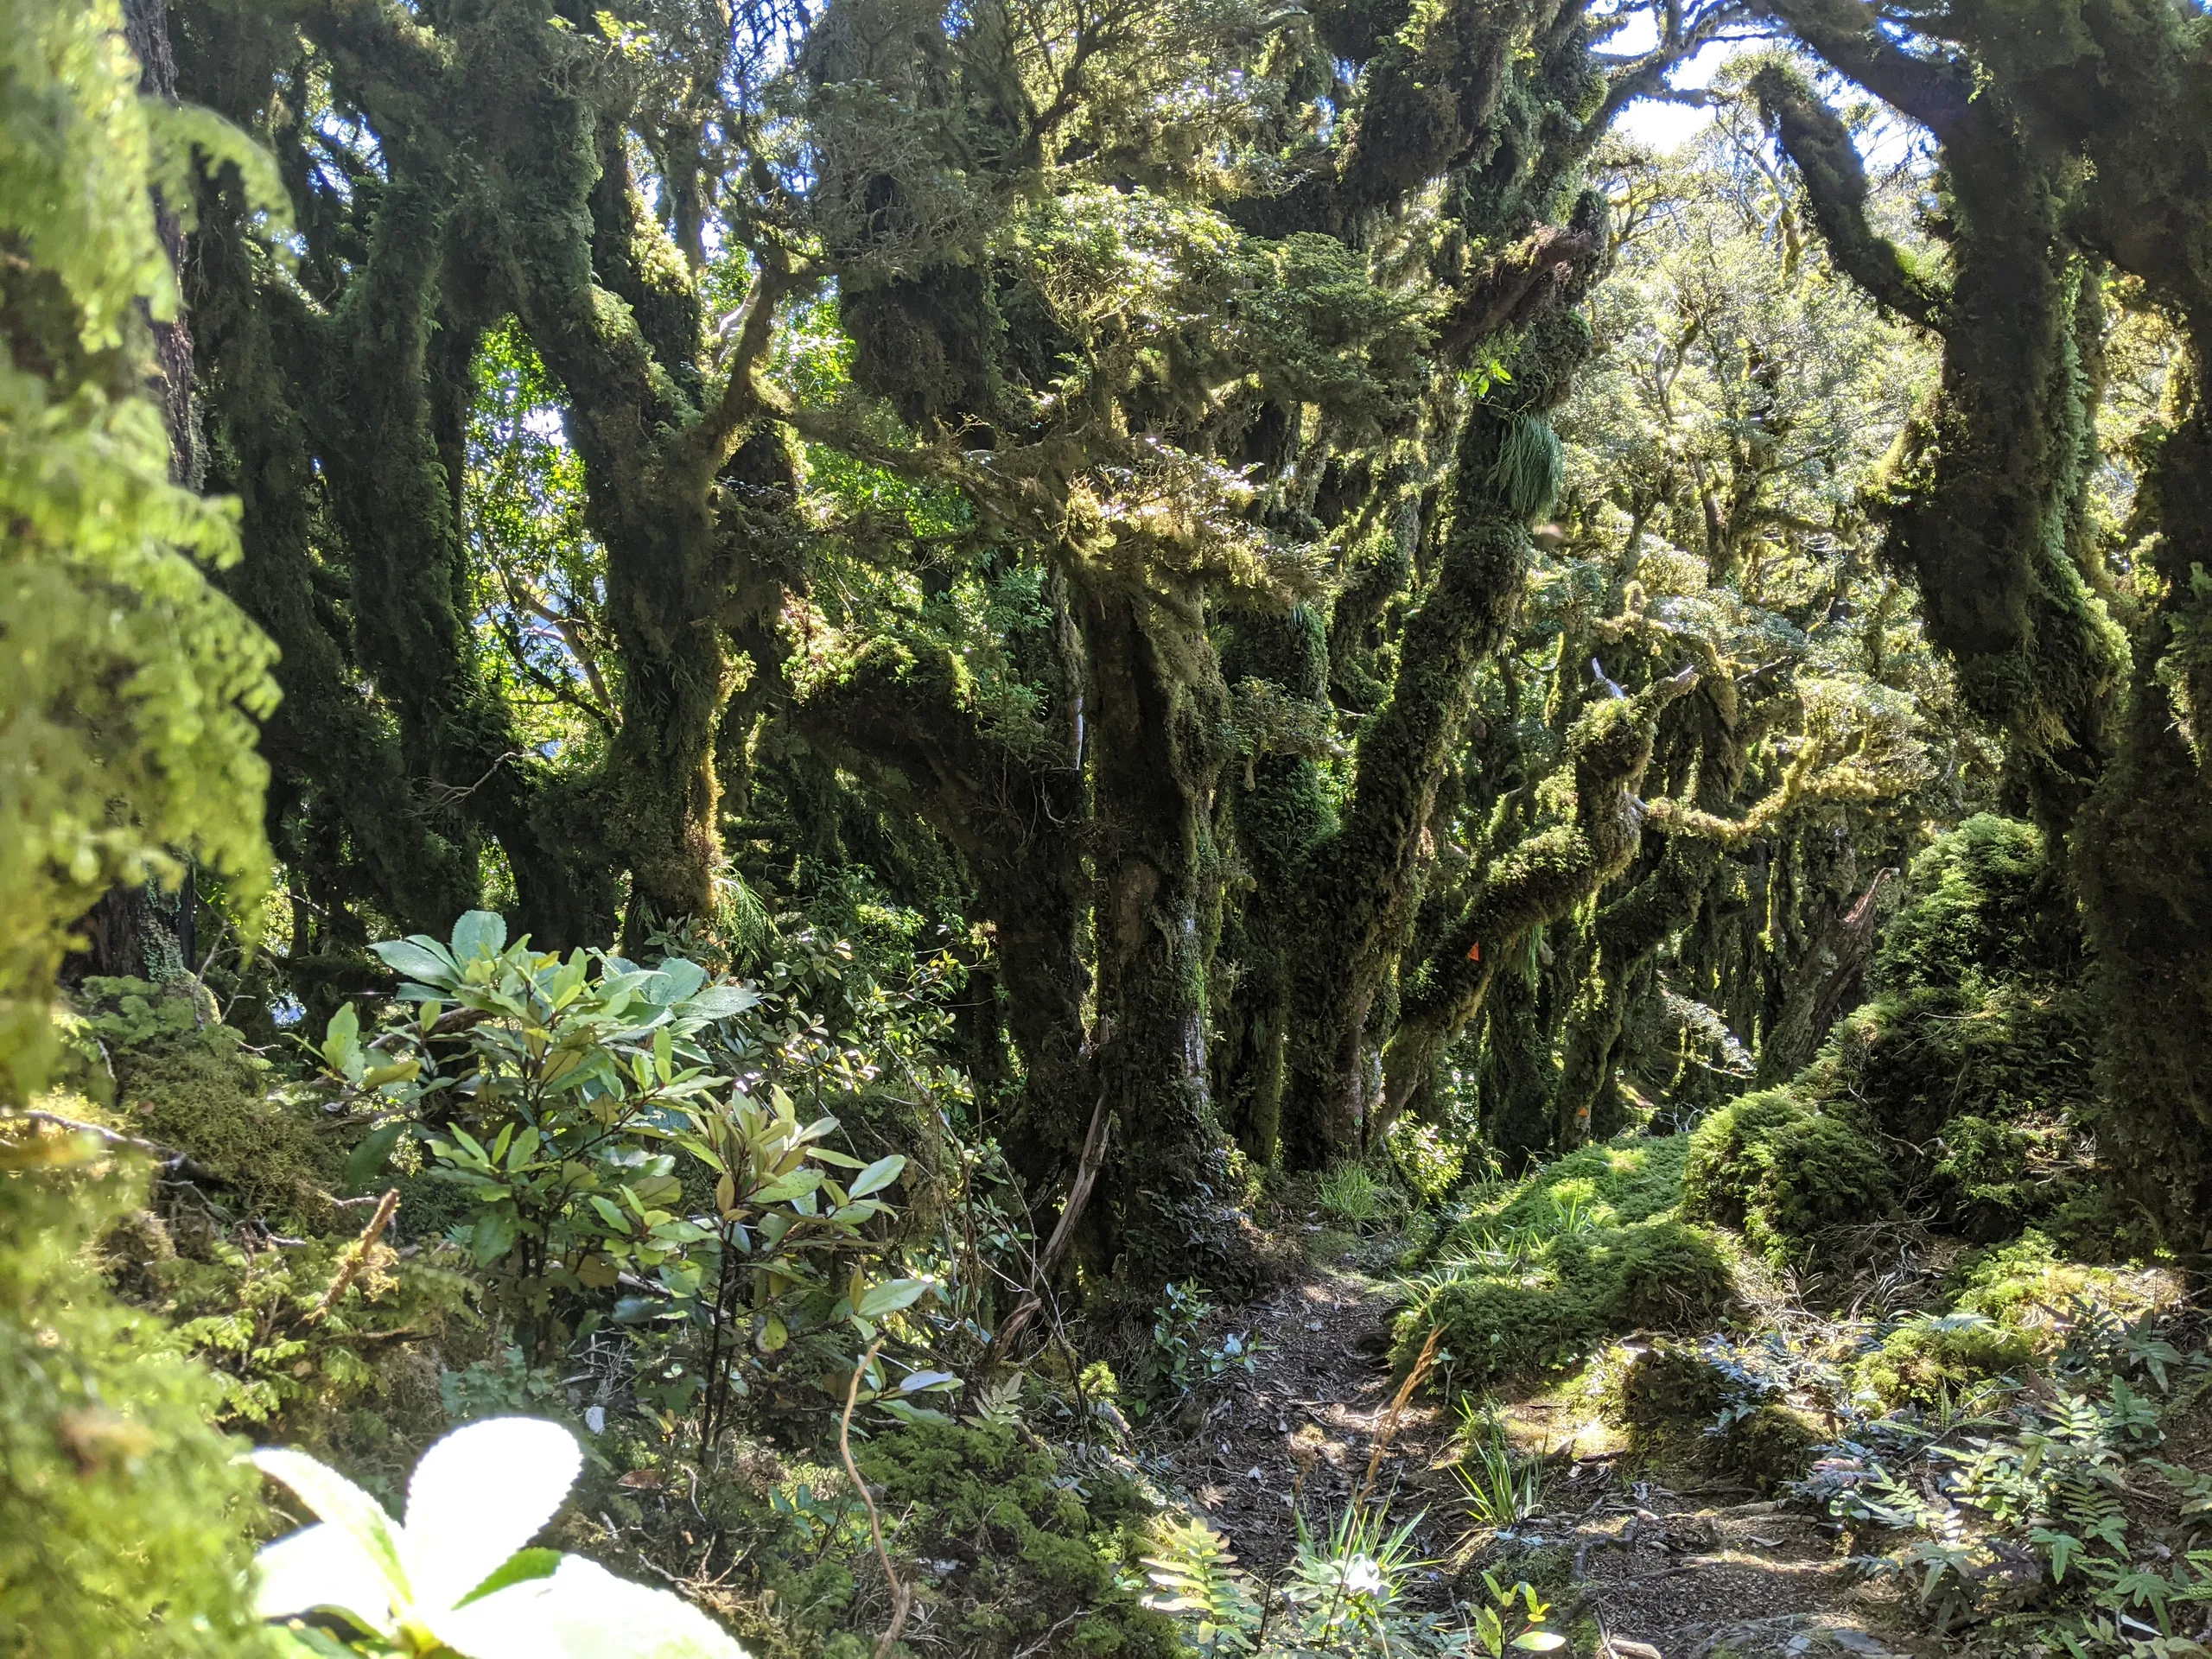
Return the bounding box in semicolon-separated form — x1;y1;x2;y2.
1401;1196;1734;1391
852;1421;1179;1659
111;1034;335;1229
1611;1341;1730;1440
1853;1313;2037;1409
0;1135;265;1659
1871;815;2066;993
1715;1402;1827;1493
1615;1224;1737;1329
1682;1091;1895;1268
1679;1091;1803;1230
1470;1135;1695;1236
1948;1231;2171;1341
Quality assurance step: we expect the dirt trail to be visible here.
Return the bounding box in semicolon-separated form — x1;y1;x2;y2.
1161;1255;1455;1570
1151;1243;1933;1659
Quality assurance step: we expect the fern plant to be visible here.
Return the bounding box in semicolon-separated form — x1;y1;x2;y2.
1143;1517;1262;1656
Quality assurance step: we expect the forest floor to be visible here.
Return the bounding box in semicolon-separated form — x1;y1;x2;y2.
1147;1225;1939;1659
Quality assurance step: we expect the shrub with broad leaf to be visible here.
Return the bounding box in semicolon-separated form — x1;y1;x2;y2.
253;1415;747;1657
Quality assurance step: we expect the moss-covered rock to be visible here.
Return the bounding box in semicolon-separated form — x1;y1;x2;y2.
1948;1231;2177;1344
1612;1340;1730;1440
1682;1090;1896;1268
1403;1216;1733;1389
852;1421;1179;1659
1400;1137;1737;1389
1715;815;2101;1245
1853;1313;2038;1408
1870;814;2071;994
1715;1401;1827;1493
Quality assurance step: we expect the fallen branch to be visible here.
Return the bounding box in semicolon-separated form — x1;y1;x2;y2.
4;1109;220;1182
300;1188;399;1326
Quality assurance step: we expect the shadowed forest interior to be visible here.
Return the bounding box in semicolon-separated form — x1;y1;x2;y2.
7;0;2212;1654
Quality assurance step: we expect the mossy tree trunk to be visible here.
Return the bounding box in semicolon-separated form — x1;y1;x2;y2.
1215;604;1338;1164
1281;303;1599;1163
175;0;794;949
1081;591;1240;1284
787;639;1095;1194
2075;359;2212;1261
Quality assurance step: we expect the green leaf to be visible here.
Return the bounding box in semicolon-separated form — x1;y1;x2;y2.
848;1154;906;1199
753;1170;822;1205
450;910;509;961
649;957;708;1003
429;1554;747;1658
1511;1634;1567;1652
471;1211;518;1262
404;1420;582;1615
321;1001;360;1071
344;1121;409;1190
372;938;456;983
454;1548;563;1608
2036;1528;2083;1582
588;1194;632;1235
263;1623;363;1659
684;983;762;1020
251;1447;410;1607
855;1278;927;1319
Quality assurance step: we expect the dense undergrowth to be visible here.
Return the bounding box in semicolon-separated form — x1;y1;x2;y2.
24;810;2202;1659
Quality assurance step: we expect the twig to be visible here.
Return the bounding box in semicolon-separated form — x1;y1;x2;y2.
195;911;235;982
840;1342;912;1659
989;1092;1112;1362
300;1188;399;1326
8;1109;168;1159
1351;1325;1440;1514
5;1109;220;1182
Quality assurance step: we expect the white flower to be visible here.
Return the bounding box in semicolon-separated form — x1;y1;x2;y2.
252;1416;747;1659
1342;1555;1386;1599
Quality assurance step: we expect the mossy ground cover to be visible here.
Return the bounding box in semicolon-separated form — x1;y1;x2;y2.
1392;1135;1740;1392
853;1421;1179;1659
